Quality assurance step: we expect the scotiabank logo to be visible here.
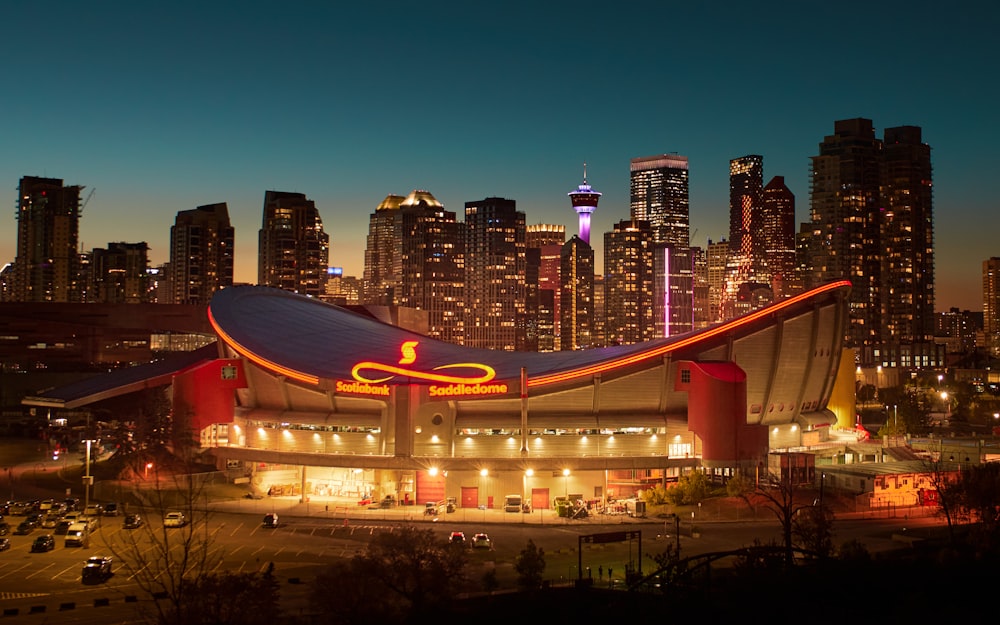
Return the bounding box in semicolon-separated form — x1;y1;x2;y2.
351;341;497;385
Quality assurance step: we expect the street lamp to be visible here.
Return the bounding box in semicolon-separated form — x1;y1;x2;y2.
563;468;570;499
145;462;153;479
83;439;95;513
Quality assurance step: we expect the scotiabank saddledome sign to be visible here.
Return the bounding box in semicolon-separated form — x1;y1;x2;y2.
339;341;510;398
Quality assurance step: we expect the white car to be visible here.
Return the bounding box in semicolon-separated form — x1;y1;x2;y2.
163;512;187;528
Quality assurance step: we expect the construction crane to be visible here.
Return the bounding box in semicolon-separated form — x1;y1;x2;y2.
80;187;95;215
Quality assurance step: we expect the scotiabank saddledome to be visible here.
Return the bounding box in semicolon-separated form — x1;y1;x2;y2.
192;281;852;509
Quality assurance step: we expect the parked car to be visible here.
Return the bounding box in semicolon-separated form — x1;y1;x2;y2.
0;521;9;536
262;513;279;528
82;556;113;583
472;533;492;549
123;513;143;529
449;531;466;545
102;502;120;516
0;537;9;551
163;512;186;528
31;534;56;552
54;520;73;535
84;503;103;517
14;521;35;535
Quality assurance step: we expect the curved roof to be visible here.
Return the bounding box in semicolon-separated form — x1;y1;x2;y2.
207;281;852;388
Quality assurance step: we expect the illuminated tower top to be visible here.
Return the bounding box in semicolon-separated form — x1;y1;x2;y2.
568;163;601;244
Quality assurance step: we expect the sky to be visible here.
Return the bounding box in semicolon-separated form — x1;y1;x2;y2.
2;1;997;312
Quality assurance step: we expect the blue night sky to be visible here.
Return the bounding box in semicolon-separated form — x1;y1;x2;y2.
2;1;996;311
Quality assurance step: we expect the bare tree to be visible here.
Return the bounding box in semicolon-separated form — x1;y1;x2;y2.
740;471;814;566
100;464;225;625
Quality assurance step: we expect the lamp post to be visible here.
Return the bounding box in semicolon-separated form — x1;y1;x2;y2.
563;468;570;499
145;462;153;479
83;439;95;513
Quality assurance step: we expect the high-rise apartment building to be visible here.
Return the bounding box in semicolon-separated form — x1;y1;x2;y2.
880;126;935;368
361;190;465;344
168;203;234;305
12;176;84;302
464;197;525;351
258;191;329;298
761;176;797;299
984;257;1000;356
604;219;655;346
89;242;150;303
808;118;936;368
560;235;594;351
526;224;566;248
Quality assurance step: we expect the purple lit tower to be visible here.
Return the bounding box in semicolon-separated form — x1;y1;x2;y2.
567;164;601;244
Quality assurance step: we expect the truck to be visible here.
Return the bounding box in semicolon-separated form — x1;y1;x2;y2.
64;522;89;547
503;494;522;513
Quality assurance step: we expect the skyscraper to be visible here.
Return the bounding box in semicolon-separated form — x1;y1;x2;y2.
560;235;594;351
362;190;465;344
604;219;655;345
464;197;525;351
984;257;1000;356
728;155;765;282
881;126;935;368
168;203;234;305
362;194;406;306
808;118;936;368
526;224;565;352
630;154;690;247
761;176;797;299
568;167;601;245
12;176;84;302
630;154;693;337
258;190;329;298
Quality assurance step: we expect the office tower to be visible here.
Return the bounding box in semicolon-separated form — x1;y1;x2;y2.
985;258;1000;356
728;155;765;284
526;224;565;352
90;242;151;303
689;245;711;330
464;197;525;351
560;235;593;350
592;274;605;348
362;190;464;343
168;203;234;305
321;267;360;306
881;126;935;368
362;194;406;305
631;155;693;337
258;191;329;298
604;219;655;345
630;154;690;246
568;167;601;244
526;223;566;248
654;244;693;338
705;239;729;324
808;118;937;368
761;176;797;299
12;176;84;302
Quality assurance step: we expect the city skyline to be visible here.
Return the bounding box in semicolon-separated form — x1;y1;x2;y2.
2;2;996;311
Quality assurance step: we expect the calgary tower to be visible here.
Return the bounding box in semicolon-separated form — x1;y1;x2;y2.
567;163;601;244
